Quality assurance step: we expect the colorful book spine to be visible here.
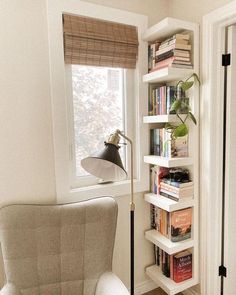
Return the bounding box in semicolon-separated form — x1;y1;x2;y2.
166;86;176;114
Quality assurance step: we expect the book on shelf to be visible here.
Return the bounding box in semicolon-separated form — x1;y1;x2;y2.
148;31;193;72
150;128;188;158
148;85;176;116
151;56;192;72
154;246;192;282
160;182;194;201
151;167;192;195
173;250;192;283
171;208;192;242
150;206;192;242
148;41;161;72
162;178;193;188
159;38;189;50
160;181;194;195
156;43;192;56
150;166;169;194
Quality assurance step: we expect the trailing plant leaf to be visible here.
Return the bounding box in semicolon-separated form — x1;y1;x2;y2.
164;72;200;142
170;99;182;113
165;123;177;130
173;124;188;138
180;81;194;91
189;111;197;125
191;73;201;84
163;139;171;153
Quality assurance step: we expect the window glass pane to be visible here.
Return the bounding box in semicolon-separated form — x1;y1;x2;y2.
72;65;126;177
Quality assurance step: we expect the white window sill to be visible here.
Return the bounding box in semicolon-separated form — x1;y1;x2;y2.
56;179;149;204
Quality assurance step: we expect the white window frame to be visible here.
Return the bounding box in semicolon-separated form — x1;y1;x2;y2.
66;65;133;189
46;0;149;203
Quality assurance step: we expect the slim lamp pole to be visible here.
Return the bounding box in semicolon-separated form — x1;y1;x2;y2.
81;129;134;295
116;130;134;295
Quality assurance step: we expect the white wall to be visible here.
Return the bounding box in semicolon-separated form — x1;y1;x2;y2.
0;0;168;290
3;0;231;291
83;0;169;25
169;0;233;22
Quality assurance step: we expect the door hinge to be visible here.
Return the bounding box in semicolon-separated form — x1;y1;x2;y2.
219;265;227;277
222;54;231;66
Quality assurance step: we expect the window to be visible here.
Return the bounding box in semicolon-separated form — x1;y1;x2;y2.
47;0;149;201
69;65;127;187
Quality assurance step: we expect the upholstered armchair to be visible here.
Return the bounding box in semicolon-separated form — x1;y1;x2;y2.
0;197;129;295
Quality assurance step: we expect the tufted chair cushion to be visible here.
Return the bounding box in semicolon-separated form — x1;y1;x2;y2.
0;197;118;295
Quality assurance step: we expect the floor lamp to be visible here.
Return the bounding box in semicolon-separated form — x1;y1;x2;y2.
81;129;135;295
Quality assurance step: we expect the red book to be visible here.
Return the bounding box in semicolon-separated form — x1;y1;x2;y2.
173;250;192;283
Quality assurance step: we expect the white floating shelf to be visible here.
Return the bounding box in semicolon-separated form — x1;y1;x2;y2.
143;67;193;84
143;115;176;124
145;229;194;255
143;114;187;124
142;17;198;42
144;156;193;167
144;193;194;212
146;265;198;295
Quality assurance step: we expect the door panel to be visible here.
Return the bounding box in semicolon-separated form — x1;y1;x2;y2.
224;24;236;295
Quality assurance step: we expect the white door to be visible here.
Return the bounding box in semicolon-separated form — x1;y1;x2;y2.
224;24;236;295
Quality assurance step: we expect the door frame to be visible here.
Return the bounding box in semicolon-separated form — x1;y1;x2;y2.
202;2;236;294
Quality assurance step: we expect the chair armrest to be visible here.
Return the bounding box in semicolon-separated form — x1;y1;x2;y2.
95;272;129;295
0;284;20;295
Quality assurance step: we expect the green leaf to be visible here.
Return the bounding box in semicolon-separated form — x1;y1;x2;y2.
181;81;194;91
192;73;201;85
165;123;176;130
173;124;189;138
189;111;197;125
170;100;182;112
163;139;171;152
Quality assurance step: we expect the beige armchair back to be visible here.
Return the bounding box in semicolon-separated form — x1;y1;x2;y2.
0;197;118;295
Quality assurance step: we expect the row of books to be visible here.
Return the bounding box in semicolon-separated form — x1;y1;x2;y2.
151;206;192;242
148;84;188;116
154;246;193;283
150;166;192;197
148;85;174;116
148;33;193;72
150;128;188;158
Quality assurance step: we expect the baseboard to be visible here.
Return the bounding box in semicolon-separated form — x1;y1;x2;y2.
134;279;158;295
183;288;199;295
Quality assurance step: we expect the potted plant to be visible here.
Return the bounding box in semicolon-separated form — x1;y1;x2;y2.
165;73;200;140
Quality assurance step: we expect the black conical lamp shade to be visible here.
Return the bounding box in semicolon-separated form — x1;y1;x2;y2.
81;142;127;182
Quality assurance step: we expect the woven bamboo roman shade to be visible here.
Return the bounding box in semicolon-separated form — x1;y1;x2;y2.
63;14;139;69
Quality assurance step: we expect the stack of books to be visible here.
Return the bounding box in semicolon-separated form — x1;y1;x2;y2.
151;207;192;242
148;33;192;72
150;128;188;158
150;167;192;197
160;181;194;202
154;246;193;283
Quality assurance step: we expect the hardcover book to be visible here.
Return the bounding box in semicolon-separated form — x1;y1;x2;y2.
173;250;192;283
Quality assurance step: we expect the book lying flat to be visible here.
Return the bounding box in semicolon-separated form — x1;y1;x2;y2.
156;43;191;56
